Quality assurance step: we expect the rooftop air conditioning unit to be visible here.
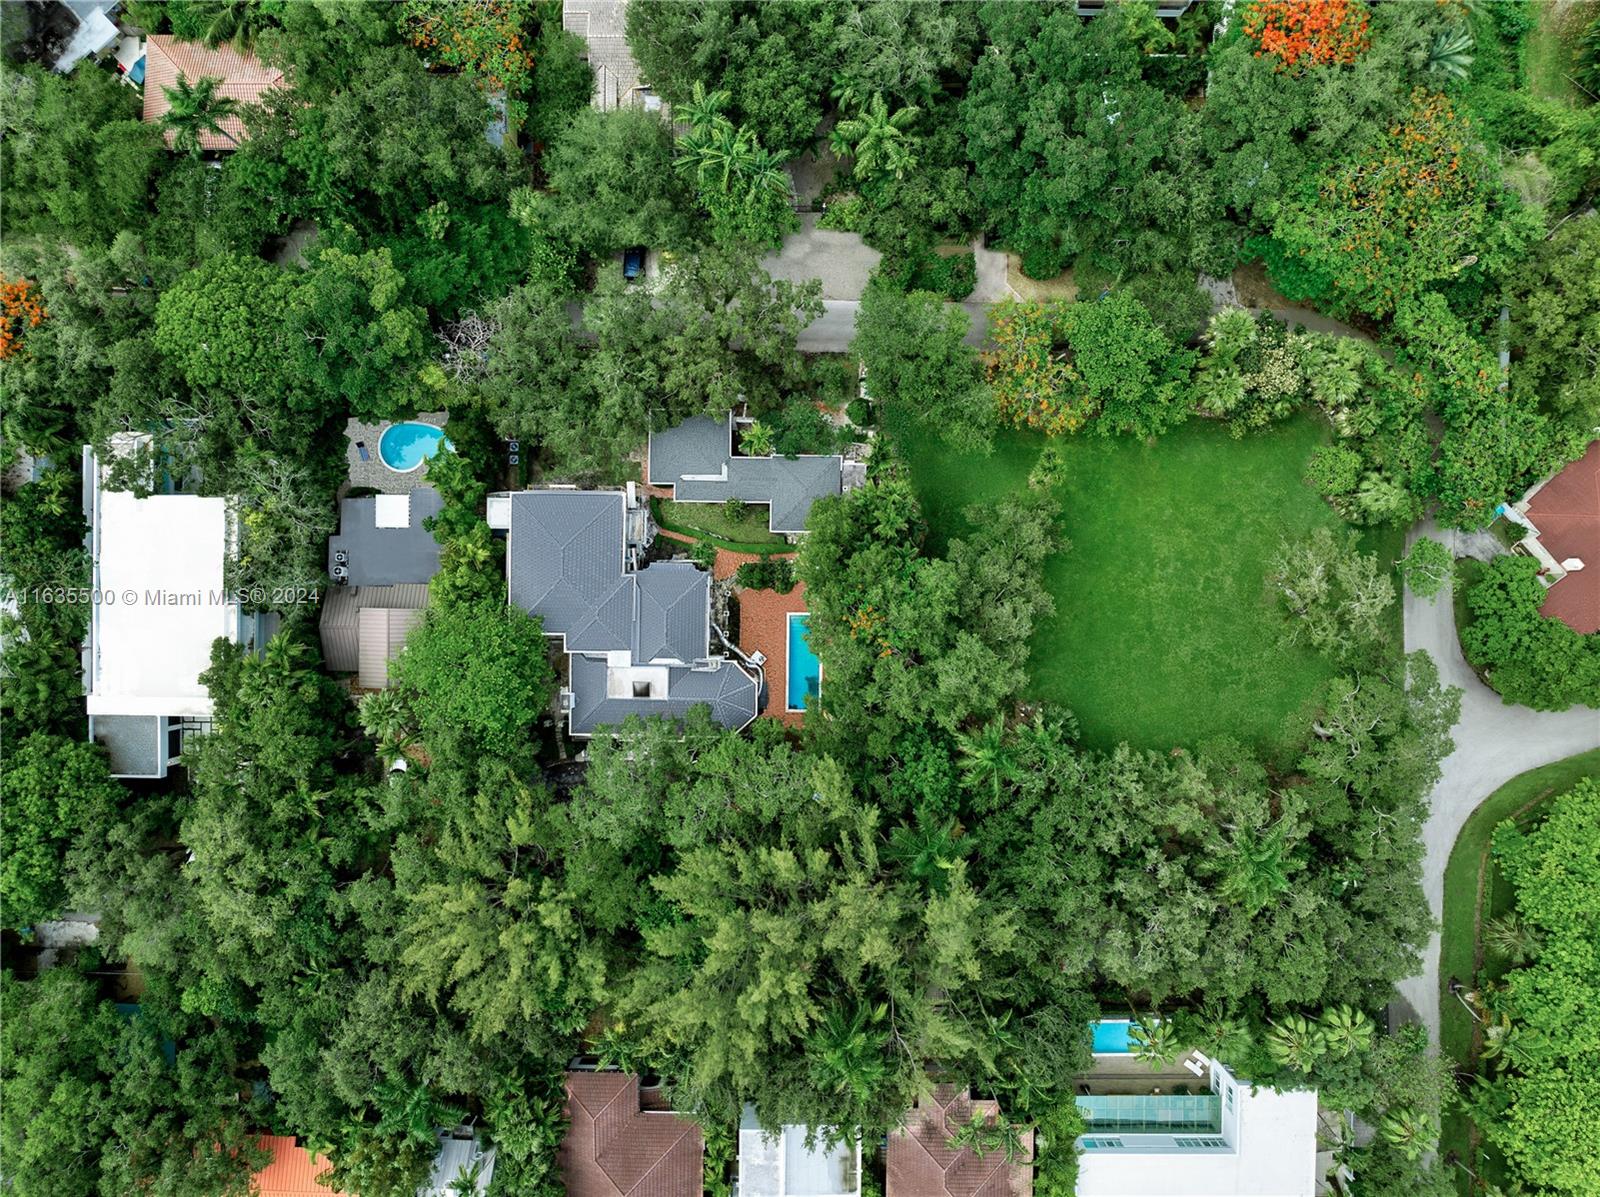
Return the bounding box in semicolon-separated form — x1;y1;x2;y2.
331;565;349;583
333;548;349;565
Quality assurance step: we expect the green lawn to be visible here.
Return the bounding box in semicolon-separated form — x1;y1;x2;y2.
1436;749;1600;1195
887;409;1403;756
652;498;789;549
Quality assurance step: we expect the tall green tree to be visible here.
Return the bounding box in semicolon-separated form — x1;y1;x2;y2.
159;74;241;156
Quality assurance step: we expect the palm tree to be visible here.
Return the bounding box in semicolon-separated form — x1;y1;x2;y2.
1483;913;1542;965
1427;25;1475;80
946;1112;1030;1164
1218;823;1292;915
807;1003;889;1105
1265;1014;1327;1074
955;718;1015;801
1379;1106;1437;1161
358;689;413;741
886;815;968;894
1129;1016;1181;1067
829;93;920;183
1318;1004;1375;1059
160;75;240;156
198;0;269;52
679;79;731;137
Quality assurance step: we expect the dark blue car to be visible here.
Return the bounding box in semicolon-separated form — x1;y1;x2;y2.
623;246;645;280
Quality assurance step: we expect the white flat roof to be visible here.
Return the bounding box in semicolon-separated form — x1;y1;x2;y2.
1077;1078;1319;1197
87;486;235;719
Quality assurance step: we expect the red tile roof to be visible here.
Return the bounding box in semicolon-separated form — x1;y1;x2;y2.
142;34;283;150
1525;440;1600;634
887;1088;1033;1197
561;1073;705;1197
252;1136;344;1197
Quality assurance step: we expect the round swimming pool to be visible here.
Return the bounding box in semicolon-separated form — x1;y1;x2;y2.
378;422;451;472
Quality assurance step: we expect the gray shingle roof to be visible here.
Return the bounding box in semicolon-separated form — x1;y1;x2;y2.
329;487;444;586
505;490;759;736
647;414;843;533
508;491;634;652
635;562;709;663
568;654;758;735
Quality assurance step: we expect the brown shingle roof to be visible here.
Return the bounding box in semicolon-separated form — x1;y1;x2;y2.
1525;440;1600;634
561;1073;705;1197
887;1088;1032;1197
142;34;283;150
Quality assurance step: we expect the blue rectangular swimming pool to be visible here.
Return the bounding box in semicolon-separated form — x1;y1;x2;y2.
1091;1019;1136;1054
787;613;822;712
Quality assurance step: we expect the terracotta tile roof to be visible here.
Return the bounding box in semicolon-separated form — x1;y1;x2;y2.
1526;440;1600;634
887;1088;1032;1197
561;1072;704;1197
252;1136;344;1197
142;34;283;150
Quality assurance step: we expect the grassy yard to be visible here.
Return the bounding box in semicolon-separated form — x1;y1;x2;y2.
1436;749;1600;1195
887;409;1404;756
1522;0;1591;105
652;498;789;549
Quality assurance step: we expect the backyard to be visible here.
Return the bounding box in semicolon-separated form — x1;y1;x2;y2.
887;409;1404;756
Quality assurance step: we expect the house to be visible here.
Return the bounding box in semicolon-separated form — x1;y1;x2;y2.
252;1136;343;1196
647;414;844;535
421;1128;495;1197
319;489;441;688
887;1087;1032;1197
561;0;660;114
81;438;266;778
253;1131;495;1197
491;487;760;736
1075;1056;1318;1197
142;34;283;150
560;1071;704;1197
738;1108;861;1197
51;0;120;73
1502;440;1599;634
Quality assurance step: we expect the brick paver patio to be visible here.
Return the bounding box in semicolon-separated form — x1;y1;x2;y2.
737;580;810;727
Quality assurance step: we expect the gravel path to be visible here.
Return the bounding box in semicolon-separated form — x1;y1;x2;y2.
1393;519;1599;1042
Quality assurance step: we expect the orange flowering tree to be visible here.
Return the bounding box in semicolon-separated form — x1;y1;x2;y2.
983;302;1094;436
1272;89;1492;318
400;0;536;124
1240;0;1371;71
0;275;48;361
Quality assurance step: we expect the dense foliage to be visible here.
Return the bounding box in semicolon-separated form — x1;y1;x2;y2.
1459;556;1600;710
3;1;1593;1193
1471;780;1600;1194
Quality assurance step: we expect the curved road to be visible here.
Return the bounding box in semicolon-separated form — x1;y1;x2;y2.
1394;519;1600;1043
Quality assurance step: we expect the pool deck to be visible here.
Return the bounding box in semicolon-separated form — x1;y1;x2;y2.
343;412;448;495
737;580;809;727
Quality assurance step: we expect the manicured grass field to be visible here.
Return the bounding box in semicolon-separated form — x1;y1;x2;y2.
653;498;788;548
1436;749;1600;1195
887;409;1403;756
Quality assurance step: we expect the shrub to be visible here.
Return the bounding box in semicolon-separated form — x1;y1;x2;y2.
735;556;797;594
1459;556;1600;710
1305;445;1363;501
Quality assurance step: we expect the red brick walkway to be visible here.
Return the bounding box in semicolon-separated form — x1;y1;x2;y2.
737;581;810;727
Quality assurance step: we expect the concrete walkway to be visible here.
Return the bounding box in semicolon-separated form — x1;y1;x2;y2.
1393;519;1600;1043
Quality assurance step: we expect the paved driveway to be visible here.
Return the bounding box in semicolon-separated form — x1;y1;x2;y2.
798;300;990;353
762;214;881;300
1394;519;1600;1043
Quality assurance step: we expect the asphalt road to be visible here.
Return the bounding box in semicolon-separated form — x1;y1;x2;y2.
1392;518;1600;1043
